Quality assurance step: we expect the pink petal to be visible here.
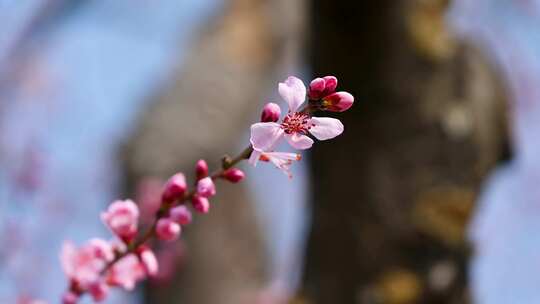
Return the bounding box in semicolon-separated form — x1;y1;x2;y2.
309;117;344;140
263;151;302;178
250;122;283;152
249;149;262;166
285;133;314;150
322;76;338;94
278;76;306;112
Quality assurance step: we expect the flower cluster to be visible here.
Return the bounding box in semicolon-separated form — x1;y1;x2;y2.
58;76;353;303
249;76;354;177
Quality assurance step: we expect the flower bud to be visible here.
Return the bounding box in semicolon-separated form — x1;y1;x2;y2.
169;205;192;225
161;173;187;203
62;291;79;304
322;76;338;93
308;78;326;100
192;195;210;214
100;200;139;240
260;102;281;122
137;245;159;277
156;218;181;241
88;281;109;302
196;177;216;198
322;91;354;112
223;168;245;183
308;76;338;100
195;159;208;180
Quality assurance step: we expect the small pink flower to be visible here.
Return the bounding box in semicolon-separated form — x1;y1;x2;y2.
196;177;216;198
170;205;192;225
223;168;245;183
156;218;181;241
137;246;159;277
62;291;79;304
192;195;210;213
60;239;112;289
88;281;108;302
249;151;302;178
106;254;146;290
308;76;338;100
260;102;281;122
161;173;187;203
100;200;139;241
250;76;344;152
195;159;209;180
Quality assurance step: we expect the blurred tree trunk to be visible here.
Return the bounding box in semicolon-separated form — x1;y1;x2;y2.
123;0;305;303
301;1;507;303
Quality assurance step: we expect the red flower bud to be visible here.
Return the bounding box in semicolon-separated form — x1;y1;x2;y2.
156;218;181;241
195;159;208;180
260;102;281;122
322;91;354;112
161;173;187;203
169;205;192;225
223;168;245;183
192;195;210;214
308;76;338;100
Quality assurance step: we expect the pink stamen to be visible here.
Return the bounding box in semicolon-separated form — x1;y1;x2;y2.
280;112;313;134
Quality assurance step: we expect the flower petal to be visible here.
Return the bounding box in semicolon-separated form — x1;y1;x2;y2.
248;149;262;166
309;117;344;140
285;133;314;150
279;76;306;112
263;151;302;179
250;122;284;151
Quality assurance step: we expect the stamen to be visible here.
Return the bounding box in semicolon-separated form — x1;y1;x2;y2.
281;112;312;134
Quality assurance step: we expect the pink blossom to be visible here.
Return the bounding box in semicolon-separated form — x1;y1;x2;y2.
249;151;302;178
88;281;108;302
196;177;216;198
223;168;245;183
192;195;210;214
260;102;281;122
60;239;112;289
161;173;187;203
308;76;338;100
100;200;139;241
106;254;146;290
250;76;345;152
61;291;79;304
156;218;181;241
170;205;193;225
138;246;159;277
195;159;209;180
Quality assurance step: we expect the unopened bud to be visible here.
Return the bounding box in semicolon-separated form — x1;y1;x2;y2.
156;218;181;241
223;168;245;183
161;173;187;203
169;205;192;225
308;76;338;100
322;91;354;112
137;245;159;277
192;195;210;214
195;160;209;180
260;102;281;122
196;177;216;198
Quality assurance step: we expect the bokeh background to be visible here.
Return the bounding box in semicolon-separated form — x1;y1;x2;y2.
1;0;539;303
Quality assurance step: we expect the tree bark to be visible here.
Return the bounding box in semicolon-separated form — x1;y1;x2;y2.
301;1;508;303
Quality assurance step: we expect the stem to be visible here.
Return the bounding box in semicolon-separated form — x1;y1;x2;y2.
98;145;253;276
